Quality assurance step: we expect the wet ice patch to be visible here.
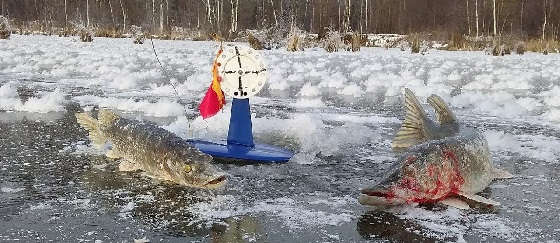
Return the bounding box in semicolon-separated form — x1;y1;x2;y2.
59;140;109;156
29;202;53;211
189;195;355;230
388;206;516;241
293;98;325;108
1;187;25;193
119;202;136;218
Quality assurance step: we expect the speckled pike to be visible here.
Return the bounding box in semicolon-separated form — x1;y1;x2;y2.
75;110;227;189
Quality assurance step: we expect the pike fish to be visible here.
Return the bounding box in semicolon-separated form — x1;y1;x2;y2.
359;89;512;209
75;110;227;189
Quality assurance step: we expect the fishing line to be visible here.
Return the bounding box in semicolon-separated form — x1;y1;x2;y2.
148;14;195;137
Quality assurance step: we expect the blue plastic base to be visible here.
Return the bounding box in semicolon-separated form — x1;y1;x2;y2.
190;98;292;163
188;140;292;163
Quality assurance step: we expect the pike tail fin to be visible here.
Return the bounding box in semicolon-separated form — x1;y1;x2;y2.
427;94;456;125
75;112;107;148
392;88;432;151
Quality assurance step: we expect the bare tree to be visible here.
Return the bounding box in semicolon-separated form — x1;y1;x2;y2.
230;0;238;34
87;0;90;28
493;0;497;36
475;0;479;36
64;0;68;31
365;0;368;33
160;0;164;33
520;0;524;34
466;0;471;36
270;0;278;26
2;0;559;40
342;0;350;32
542;0;548;40
120;0;126;32
109;0;115;29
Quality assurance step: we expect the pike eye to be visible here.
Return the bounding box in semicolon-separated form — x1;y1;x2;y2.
184;165;192;173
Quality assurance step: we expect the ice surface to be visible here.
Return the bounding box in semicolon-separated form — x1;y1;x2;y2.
1;35;559;242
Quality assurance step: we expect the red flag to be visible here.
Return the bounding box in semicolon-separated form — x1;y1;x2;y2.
199;49;225;119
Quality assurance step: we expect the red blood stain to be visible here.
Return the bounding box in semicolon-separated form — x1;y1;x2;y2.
405;155;417;166
442;148;465;193
393;147;466;204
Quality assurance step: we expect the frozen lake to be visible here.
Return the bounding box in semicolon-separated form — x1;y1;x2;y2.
1;35;559;242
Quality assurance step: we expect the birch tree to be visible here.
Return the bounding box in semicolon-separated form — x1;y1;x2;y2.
466;0;471;36
109;0;115;29
270;0;278;26
64;0;68;31
87;0;90;27
120;0;126;32
365;0;368;33
542;0;548;40
475;0;479;36
230;0;238;33
520;0;524;34
160;0;164;33
493;0;496;36
343;0;351;32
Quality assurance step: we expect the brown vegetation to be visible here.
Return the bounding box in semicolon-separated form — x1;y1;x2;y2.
350;33;362;52
0;16;10;39
248;33;264;50
408;33;422;54
286;27;304;52
526;39;560;54
78;27;93;42
515;41;526;55
323;29;344;53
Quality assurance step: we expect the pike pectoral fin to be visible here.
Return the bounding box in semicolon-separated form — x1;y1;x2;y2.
392;88;432;151
440;197;470;210
458;191;500;207
119;160;141;172
105;149;122;159
492;168;514;179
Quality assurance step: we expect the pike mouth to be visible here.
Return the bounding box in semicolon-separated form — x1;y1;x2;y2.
359;188;403;206
204;175;227;188
361;188;390;198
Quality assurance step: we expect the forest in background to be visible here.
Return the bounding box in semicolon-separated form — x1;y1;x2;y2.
0;0;559;41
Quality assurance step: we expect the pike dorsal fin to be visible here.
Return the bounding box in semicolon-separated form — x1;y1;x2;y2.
392;88;433;151
427;94;456;125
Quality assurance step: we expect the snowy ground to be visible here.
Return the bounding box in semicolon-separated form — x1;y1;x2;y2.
1;35;560;242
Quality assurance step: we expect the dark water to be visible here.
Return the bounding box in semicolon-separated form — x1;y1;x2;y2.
1;94;559;243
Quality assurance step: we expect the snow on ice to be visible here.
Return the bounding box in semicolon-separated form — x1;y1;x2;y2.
1;34;559;241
